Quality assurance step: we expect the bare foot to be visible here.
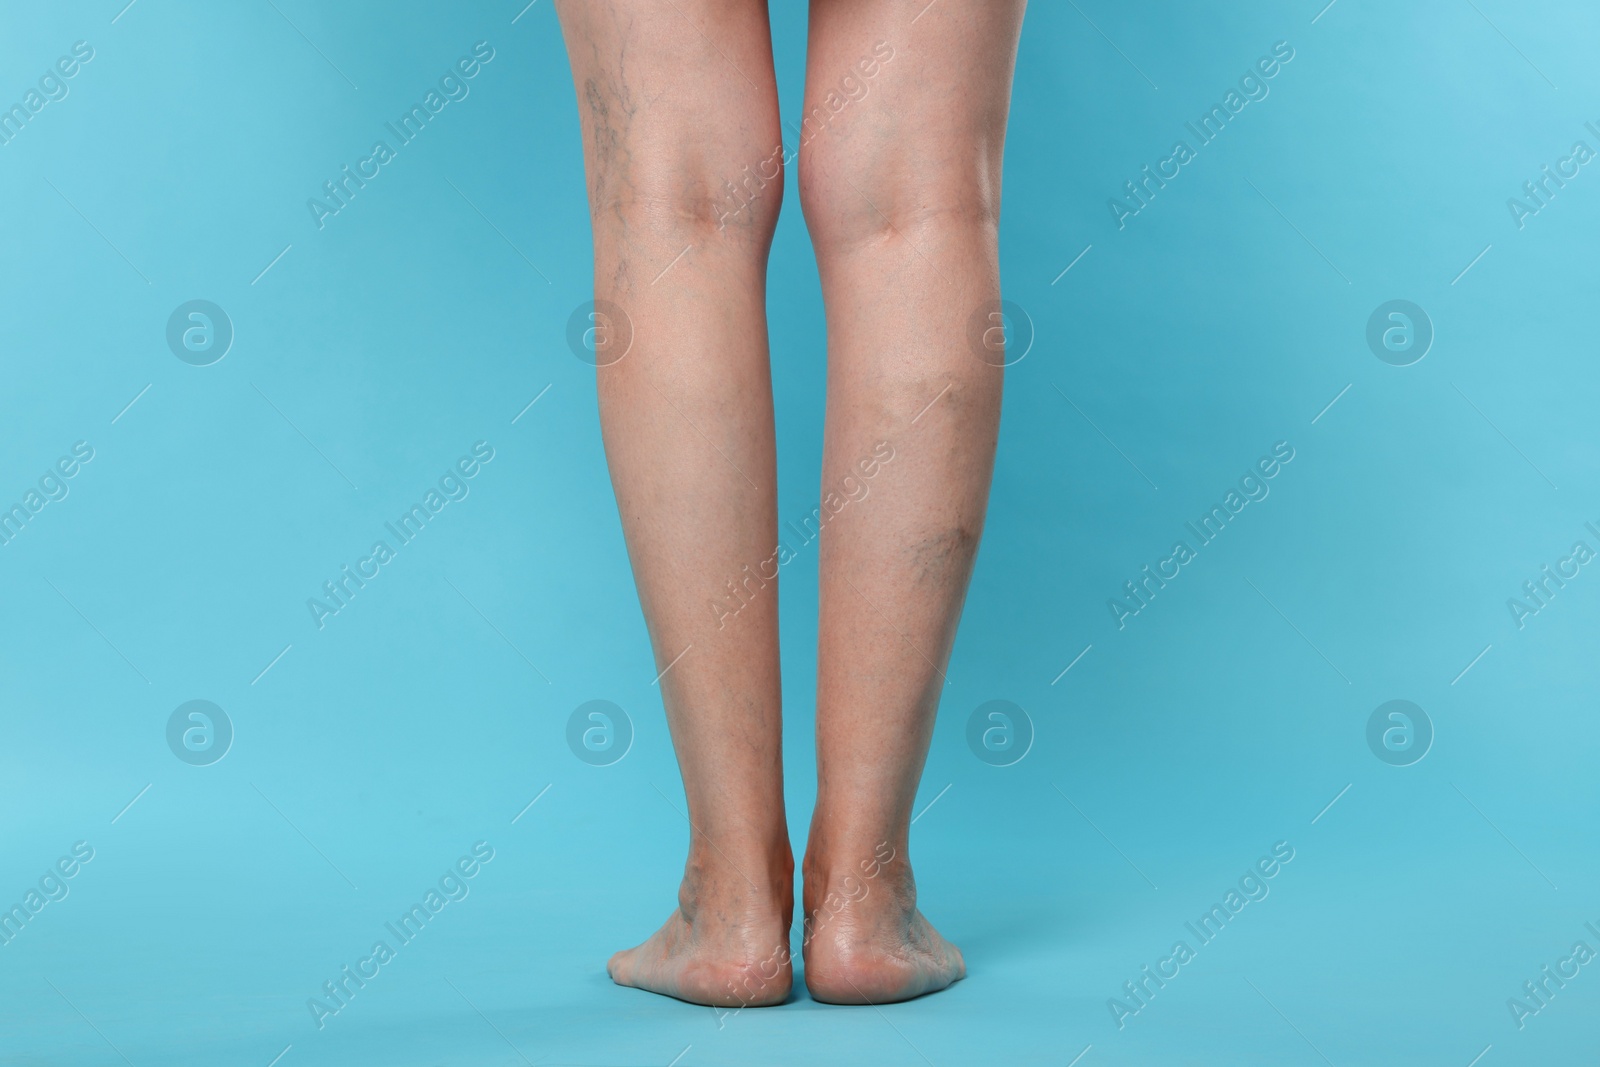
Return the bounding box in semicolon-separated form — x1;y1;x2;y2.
608;854;793;1008
800;844;965;1004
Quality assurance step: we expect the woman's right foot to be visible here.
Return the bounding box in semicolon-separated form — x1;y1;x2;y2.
800;846;965;1004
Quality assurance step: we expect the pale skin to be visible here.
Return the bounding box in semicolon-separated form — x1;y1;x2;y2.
555;0;1026;1006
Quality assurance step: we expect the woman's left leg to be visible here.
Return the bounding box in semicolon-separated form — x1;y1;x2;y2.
554;0;793;1008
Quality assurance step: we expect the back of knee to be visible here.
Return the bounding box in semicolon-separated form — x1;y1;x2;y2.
705;144;787;242
797;142;999;257
605;142;786;249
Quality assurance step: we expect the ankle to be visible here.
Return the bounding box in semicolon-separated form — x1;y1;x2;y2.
803;832;904;889
680;844;794;917
800;838;910;942
804;803;905;870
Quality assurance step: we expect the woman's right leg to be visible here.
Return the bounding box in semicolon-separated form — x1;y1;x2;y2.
555;0;791;1007
797;0;1026;1005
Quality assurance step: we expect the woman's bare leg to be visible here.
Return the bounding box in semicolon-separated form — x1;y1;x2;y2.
555;0;792;1007
798;0;1027;1004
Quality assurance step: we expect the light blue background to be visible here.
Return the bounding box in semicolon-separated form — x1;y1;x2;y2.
3;1;1598;1064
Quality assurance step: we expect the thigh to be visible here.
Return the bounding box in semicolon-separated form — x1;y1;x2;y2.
798;0;1027;237
555;0;784;236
